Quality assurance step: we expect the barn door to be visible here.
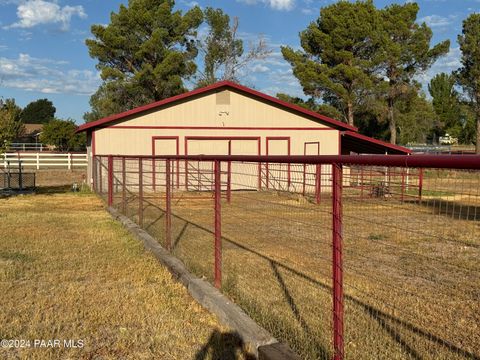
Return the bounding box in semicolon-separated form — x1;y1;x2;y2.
185;137;260;191
152;137;179;190
303;142;320;195
265;137;290;191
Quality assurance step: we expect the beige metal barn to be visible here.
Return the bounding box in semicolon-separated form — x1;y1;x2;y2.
77;81;410;188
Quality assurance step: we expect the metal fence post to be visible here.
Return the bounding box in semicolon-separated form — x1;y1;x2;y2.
214;160;222;289
107;155;113;207
93;156;97;192
122;157;126;214
332;163;344;360
165;159;172;251
139;158;144;227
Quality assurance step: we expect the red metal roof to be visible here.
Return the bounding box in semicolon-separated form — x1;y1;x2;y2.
341;131;411;155
76;80;357;133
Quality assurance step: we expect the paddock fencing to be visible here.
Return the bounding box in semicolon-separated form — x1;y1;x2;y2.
94;154;479;360
2;152;87;169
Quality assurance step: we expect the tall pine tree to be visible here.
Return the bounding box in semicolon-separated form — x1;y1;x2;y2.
457;13;480;153
378;2;449;144
281;0;381;126
85;0;203;122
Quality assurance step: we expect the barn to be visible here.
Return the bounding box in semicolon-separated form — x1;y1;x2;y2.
77;81;410;189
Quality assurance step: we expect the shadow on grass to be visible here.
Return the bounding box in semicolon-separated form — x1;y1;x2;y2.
194;330;256;360
405;198;479;221
123;198;480;360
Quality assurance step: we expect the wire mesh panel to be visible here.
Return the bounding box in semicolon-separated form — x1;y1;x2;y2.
341;165;480;360
98;154;480;360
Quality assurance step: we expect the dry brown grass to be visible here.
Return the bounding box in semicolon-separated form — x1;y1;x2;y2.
124;178;480;360
0;191;253;360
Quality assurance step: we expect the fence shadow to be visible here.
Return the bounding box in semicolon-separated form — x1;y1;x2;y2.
133;198;480;360
194;330;256;360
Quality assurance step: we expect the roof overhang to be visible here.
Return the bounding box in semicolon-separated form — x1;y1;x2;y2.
341;131;411;155
76;81;357;133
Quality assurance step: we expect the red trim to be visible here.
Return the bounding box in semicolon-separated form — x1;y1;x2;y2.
341;131;411;154
76;80;356;133
151;136;180;190
108;125;337;131
266;137;291;187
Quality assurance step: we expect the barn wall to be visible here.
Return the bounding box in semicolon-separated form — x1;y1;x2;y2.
93;88;339;157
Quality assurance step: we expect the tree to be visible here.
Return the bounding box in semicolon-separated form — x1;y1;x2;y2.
281;0;381;126
85;0;203;122
0;99;24;153
276;93;342;119
196;7;270;87
457;13;480;153
40;119;86;152
21;99;56;124
378;2;449;144
428;73;464;139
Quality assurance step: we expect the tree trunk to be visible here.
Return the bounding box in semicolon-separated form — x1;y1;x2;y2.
347;101;354;127
388;98;396;145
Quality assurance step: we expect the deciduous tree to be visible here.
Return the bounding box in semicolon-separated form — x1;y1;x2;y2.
0;99;24;152
40;119;86;152
196;7;270;87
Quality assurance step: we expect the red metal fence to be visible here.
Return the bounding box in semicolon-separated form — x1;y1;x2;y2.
94;154;480;360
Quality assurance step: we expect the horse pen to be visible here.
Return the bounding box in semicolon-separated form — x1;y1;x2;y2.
95;154;479;360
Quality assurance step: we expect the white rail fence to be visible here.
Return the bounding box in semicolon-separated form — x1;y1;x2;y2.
3;152;88;170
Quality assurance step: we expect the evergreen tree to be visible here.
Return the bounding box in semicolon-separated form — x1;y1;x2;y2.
378;2;449;144
85;0;203;122
276;93;342;119
281;0;381;126
457;13;480;153
21;99;56;124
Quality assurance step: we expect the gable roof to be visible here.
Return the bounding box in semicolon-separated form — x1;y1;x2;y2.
76;80;357;133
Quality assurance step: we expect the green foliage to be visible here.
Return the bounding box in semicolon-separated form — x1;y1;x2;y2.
20;99;56;124
428;73;460;131
196;8;269;87
281;0;380;126
378;2;450;144
395;87;437;144
0;99;24;153
85;0;203;122
457;13;480;153
40;119;86;152
276;93;342;119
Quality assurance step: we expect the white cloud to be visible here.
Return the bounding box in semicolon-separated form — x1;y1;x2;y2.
0;53;100;95
419;14;455;28
416;46;461;95
237;0;295;11
7;0;86;31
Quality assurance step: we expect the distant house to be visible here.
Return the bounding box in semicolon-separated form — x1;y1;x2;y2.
16;124;43;143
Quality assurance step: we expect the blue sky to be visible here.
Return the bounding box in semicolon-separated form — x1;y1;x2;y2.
0;0;478;123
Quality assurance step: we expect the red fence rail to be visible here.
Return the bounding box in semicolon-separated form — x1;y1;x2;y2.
94;154;480;360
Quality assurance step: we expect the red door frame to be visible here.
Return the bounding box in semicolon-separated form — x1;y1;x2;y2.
152;136;180;190
266;137;291;188
184;136;261;191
